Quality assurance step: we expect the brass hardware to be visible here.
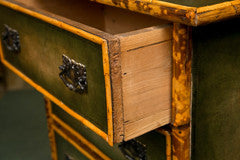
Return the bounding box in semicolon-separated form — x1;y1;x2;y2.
59;54;87;94
118;139;147;160
2;24;20;53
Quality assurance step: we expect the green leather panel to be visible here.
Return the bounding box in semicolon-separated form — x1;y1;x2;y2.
158;0;231;7
192;18;240;160
52;103;166;160
0;5;107;133
55;132;89;160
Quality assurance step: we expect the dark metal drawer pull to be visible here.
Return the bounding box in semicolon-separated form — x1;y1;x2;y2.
119;139;147;160
2;24;20;53
59;54;87;94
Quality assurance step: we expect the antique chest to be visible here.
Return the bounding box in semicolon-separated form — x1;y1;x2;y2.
0;0;240;159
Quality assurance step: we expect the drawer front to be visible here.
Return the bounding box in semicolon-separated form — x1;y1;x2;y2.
51;102;167;160
0;3;111;141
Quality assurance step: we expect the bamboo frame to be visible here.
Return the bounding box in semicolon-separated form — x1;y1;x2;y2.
44;97;58;160
157;128;171;160
172;23;192;127
171;23;192;160
44;97;111;160
0;0;114;146
94;0;240;26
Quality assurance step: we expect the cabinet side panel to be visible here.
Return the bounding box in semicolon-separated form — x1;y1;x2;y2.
192;18;240;160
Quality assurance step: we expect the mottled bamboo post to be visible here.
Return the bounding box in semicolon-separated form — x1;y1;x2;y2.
171;23;192;160
44;97;58;160
158;128;172;160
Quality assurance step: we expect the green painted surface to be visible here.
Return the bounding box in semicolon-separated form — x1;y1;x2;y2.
159;0;231;7
0;5;108;133
0;90;51;160
55;132;89;160
52;103;166;160
192;18;240;160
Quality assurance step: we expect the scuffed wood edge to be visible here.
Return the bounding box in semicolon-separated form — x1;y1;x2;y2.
108;37;124;143
93;0;240;26
172;23;192;127
44;97;58;160
172;125;190;160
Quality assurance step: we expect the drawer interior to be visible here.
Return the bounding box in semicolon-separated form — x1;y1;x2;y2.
14;0;168;34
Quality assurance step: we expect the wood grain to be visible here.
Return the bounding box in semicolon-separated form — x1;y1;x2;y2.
121;40;172;140
118;25;172;52
107;38;124;143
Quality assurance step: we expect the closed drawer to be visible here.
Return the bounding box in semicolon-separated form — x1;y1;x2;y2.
0;0;172;145
51;119;110;160
48;100;168;160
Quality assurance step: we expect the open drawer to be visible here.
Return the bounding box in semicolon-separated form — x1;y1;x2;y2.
0;0;172;145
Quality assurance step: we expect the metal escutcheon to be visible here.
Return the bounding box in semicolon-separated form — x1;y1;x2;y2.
118;139;147;160
2;24;20;53
59;54;87;94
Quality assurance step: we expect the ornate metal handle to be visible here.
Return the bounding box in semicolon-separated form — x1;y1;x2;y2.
59;54;87;94
2;24;21;53
118;139;147;160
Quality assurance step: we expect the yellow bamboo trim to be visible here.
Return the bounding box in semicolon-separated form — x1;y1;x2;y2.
44;97;58;160
0;42;109;143
94;0;196;25
0;0;103;44
52;114;111;160
53;126;97;160
196;0;240;25
94;0;240;26
102;41;113;146
157;129;171;160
